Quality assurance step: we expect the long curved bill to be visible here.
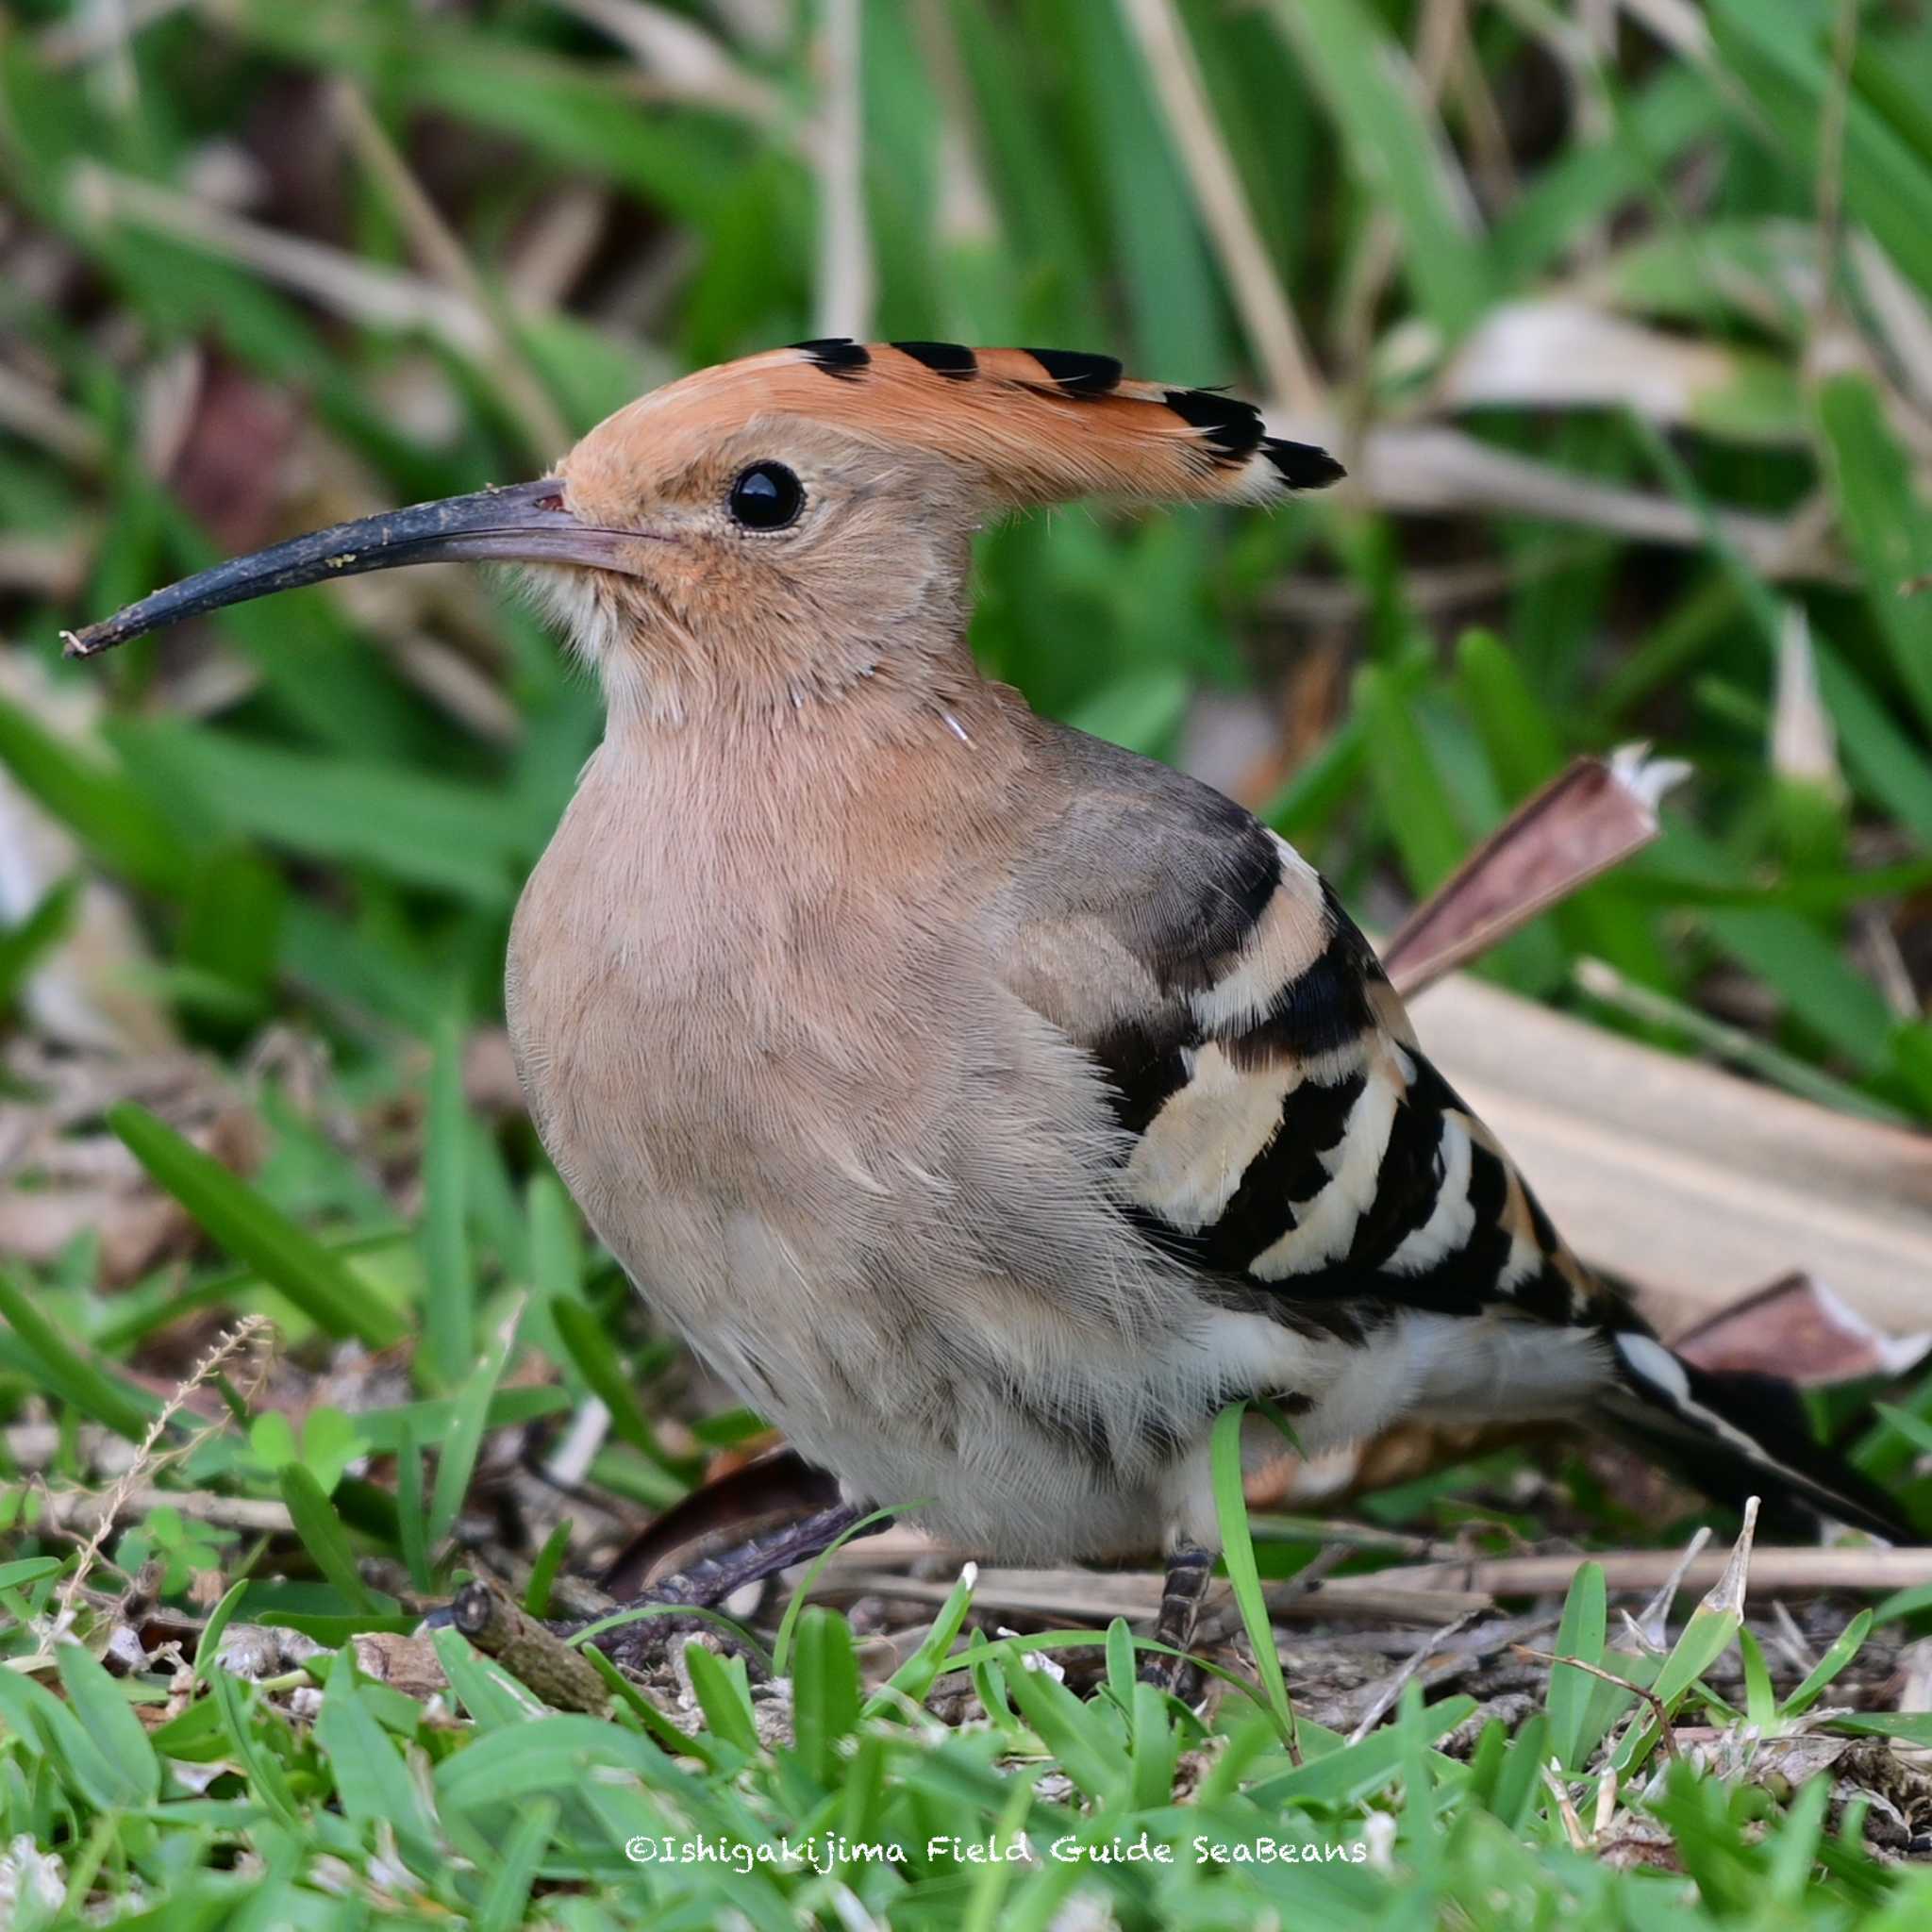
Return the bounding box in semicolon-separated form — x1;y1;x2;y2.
62;476;632;658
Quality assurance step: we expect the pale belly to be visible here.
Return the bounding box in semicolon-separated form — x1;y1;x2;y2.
591;1190;1383;1560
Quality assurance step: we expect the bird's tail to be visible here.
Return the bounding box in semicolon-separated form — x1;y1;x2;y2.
1598;1330;1911;1543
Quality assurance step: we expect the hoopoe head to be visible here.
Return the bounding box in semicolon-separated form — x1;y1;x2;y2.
67;341;1341;720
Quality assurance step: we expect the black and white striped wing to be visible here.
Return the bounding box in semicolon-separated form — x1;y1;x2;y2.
1014;757;1602;1329
1004;732;1909;1541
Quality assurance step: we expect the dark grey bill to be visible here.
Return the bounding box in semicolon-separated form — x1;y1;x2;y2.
62;477;638;658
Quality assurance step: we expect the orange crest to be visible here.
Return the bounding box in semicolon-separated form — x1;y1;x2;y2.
577;340;1343;509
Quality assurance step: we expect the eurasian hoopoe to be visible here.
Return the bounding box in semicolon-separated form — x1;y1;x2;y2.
70;341;1908;1674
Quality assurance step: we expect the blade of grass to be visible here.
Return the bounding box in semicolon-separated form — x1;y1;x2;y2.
192;1578;252;1691
1740;1625;1778;1733
279;1462;377;1615
789;1604;861;1786
0;1659;146;1812
422;1010;476;1391
427;1300;522;1550
1266;0;1490;337
1209;1399;1295;1746
0;874;80;1011
316;1649;435;1859
1814;369;1932;739
549;1297;687;1475
524;1517;572;1619
108;1103;406;1351
1614;1501;1757;1774
395;1418;432;1594
525;1169;587;1367
1355;662;1468;896
681;1641;760;1755
1547;1560;1607;1773
0;1269;156;1440
1575;957;1908;1124
0;1557;65;1592
564;1600;772;1676
865;1560;980;1716
108;717;525;906
0;692;197;895
1784;1609;1875;1719
56;1639;161;1805
772;1503;914;1676
474;1795;559;1932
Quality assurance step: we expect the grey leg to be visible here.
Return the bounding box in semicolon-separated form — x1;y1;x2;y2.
589;1502;877;1669
1140;1539;1214;1690
622;1503;874;1609
428;1502;883;1672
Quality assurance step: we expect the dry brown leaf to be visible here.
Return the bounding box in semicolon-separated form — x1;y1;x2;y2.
1384;749;1685;997
0;1184;190;1282
161;358;308;555
351;1631;449;1702
1674;1273;1932;1386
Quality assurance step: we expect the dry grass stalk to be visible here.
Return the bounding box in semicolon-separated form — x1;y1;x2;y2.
1633;1527;1713;1650
36;0;194;69
819;1534;1929;1633
814;0;874;340
1116;0;1324;414
823;1561;1491;1628
330;81;572;463
42;1315;274;1655
1344;423;1836;578
1345;1607;1483;1742
1541;1761;1591;1851
1369;1541;1927;1601
69;165;498;356
549;0;791;129
33;1488;295;1537
1512;1643;1681;1761
0;362;106;469
1438;299;1800;440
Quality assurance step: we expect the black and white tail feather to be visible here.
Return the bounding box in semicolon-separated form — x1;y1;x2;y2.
1601;1331;1907;1542
1025;732;1916;1548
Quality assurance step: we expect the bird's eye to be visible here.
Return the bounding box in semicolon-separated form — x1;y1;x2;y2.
727;462;804;531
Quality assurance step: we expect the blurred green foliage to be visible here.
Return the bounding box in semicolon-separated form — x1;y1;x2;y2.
1;0;1929;1121
7;0;1932;1919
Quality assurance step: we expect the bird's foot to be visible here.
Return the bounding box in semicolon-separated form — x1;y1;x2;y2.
570;1592;771;1680
426;1501;881;1684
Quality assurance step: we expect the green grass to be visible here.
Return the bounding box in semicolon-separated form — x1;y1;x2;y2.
8;1461;1932;1927
7;0;1932;1922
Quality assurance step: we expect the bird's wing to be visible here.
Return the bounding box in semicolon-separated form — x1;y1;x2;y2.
997;724;1910;1541
1001;724;1606;1333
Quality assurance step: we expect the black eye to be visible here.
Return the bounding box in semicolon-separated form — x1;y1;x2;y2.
727;462;804;531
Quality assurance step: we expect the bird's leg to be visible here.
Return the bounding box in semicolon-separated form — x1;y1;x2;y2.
1139;1538;1214;1692
580;1502;880;1672
424;1503;882;1674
